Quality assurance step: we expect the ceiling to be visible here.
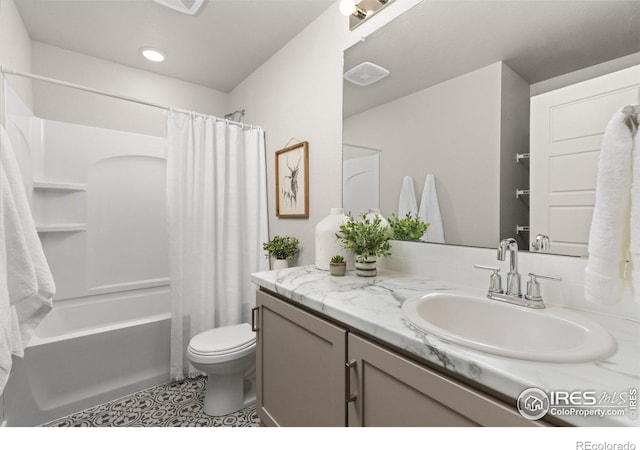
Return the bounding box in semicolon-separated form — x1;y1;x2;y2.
15;0;334;93
344;1;640;117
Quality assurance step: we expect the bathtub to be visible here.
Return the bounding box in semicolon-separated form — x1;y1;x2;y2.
3;286;171;426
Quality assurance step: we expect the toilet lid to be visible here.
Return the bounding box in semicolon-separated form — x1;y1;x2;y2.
188;323;256;356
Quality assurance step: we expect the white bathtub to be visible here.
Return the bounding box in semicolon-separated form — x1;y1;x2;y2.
3;287;171;426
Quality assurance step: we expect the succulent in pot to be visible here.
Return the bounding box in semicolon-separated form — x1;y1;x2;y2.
329;255;347;276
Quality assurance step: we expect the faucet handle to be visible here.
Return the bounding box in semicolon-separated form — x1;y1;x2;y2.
525;273;562;301
531;234;550;252
474;265;503;294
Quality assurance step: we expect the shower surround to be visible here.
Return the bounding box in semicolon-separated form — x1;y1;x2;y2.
2;89;170;425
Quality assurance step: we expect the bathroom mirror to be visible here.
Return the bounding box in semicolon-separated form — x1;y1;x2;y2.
342;0;640;255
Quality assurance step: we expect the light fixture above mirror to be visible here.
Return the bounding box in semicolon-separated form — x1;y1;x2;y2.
339;0;394;30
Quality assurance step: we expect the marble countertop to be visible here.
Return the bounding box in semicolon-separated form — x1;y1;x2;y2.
251;265;640;427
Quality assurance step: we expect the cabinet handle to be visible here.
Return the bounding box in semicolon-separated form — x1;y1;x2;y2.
345;359;357;403
251;306;259;332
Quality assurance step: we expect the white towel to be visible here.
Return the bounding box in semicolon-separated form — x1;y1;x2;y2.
0;172;12;395
2;172;37;305
631;122;640;303
418;174;445;243
585;109;633;305
398;176;418;217
1;126;55;357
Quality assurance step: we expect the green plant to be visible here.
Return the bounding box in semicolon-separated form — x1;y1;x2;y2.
388;213;430;241
330;255;345;264
336;213;393;263
263;235;300;261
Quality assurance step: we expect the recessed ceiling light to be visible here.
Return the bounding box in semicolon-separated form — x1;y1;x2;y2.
141;47;165;62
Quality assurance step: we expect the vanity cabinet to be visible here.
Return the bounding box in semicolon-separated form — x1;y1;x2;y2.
255;290;347;426
255;289;547;427
347;334;543;427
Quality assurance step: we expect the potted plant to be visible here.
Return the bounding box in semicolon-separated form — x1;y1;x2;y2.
263;235;300;270
388;213;430;241
336;213;393;277
329;255;347;276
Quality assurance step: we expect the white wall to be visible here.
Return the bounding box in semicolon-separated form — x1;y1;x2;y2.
229;7;344;266
0;0;32;109
229;1;421;266
31;42;229;137
344;62;504;248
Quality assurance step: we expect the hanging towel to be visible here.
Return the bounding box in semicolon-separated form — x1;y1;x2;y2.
630;122;640;303
398;176;418;217
418;174;445;243
0;169;12;394
0;126;55;359
2;173;37;305
585;109;633;305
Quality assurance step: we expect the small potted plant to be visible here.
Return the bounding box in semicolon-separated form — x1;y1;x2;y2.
388;213;430;241
329;255;347;276
263;235;300;270
336;213;393;277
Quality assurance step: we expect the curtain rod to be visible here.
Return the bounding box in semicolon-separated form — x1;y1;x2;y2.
343;142;382;152
0;67;257;130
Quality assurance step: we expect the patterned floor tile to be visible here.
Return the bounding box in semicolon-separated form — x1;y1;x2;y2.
40;376;260;427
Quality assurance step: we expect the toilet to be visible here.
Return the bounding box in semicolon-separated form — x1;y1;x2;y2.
187;323;257;416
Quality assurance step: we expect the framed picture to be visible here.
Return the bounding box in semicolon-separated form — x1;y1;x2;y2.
275;141;309;218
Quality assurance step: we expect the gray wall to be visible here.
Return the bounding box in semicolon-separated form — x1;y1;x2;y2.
530;51;640;96
499;63;530;247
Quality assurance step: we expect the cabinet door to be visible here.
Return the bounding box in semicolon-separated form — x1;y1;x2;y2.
347;334;546;427
256;290;347;427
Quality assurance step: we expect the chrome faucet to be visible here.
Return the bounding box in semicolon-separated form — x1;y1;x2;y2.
474;237;562;309
497;238;521;297
531;234;550;252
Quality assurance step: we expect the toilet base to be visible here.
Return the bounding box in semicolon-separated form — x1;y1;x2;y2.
203;372;244;416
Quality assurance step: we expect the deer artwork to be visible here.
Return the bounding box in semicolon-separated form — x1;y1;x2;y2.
281;150;301;207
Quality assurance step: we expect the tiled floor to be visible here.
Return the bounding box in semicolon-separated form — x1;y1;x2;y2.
40;376;260;427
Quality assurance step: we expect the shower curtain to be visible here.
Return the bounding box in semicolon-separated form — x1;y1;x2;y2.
166;112;268;380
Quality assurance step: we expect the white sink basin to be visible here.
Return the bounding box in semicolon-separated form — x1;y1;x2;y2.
402;292;616;363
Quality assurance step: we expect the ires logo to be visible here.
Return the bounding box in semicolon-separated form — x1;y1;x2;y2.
517;388;638;420
549;391;598;406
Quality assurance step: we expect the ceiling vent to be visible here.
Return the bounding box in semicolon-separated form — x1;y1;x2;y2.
344;62;390;87
153;0;205;16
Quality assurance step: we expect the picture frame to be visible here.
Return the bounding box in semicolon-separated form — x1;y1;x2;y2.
275;141;309;218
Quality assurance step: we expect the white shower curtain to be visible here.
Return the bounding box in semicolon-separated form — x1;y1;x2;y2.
166;112;269;380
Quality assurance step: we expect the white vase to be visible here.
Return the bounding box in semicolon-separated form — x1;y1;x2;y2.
365;209;389;229
315;208;355;271
272;259;289;270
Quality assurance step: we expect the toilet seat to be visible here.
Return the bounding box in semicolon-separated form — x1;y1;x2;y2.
187;323;256;364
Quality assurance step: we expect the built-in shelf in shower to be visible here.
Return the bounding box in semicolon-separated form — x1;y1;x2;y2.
36;224;87;233
33;181;86;191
